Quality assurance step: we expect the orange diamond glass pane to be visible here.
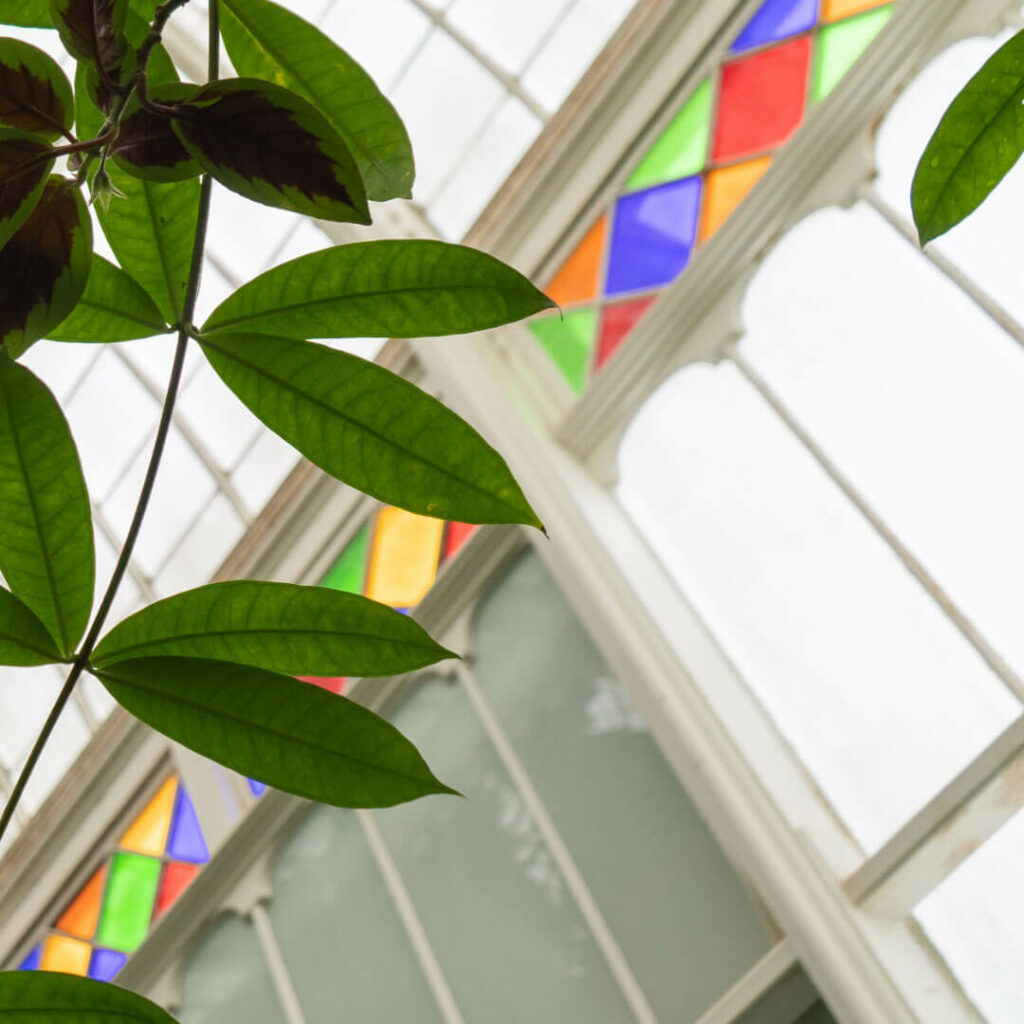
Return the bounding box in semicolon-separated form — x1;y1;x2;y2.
700;156;772;241
40;935;91;976
365;508;444;609
120;776;177;857
822;0;890;20
546;216;607;307
56;867;106;940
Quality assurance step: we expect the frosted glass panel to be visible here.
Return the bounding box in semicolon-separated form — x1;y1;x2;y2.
916;809;1024;1022
619;360;1018;852
178;914;286;1024
740;203;1024;682
267;805;440;1023
375;677;632;1022
473;550;774;1019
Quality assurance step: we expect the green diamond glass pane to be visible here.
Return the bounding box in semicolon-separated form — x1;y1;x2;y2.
810;6;892;103
320;524;370;594
94;853;162;952
626;79;712;192
529;309;597;395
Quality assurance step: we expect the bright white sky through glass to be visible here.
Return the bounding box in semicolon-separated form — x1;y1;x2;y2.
619;21;1024;1020
0;0;638;847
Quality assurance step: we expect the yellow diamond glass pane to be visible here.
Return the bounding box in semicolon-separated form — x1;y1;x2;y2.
365;509;444;608
700;156;772;242
821;0;889;20
56;866;106;940
40;935;91;975
120;776;178;857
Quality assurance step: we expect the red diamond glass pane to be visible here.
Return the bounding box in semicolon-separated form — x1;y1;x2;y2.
712;36;812;162
597;297;657;368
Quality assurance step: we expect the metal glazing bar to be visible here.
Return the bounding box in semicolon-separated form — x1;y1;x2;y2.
111;347;253;525
845;713;1024;912
356;810;464;1024
452;660;659;1024
728;347;1024;708
92;503;158;603
250;902;307;1024
71;687;100;734
401;0;548;119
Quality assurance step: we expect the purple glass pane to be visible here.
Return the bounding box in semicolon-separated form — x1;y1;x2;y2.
248;778;267;797
166;785;210;864
18;946;41;971
605;177;702;296
88;948;127;982
731;0;818;53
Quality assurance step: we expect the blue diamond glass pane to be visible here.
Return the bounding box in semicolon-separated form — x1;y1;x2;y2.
18;946;41;971
166;785;210;864
731;0;818;53
88;948;127;982
248;778;267;797
605;177;702;296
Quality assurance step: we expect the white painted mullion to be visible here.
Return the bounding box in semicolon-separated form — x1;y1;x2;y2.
356;810;464;1024
250;902;307;1024
846;714;1024;912
452;660;660;1024
695;941;801;1024
864;187;1024;354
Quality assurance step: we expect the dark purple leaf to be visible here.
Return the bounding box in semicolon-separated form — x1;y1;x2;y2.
0;129;53;248
0;176;92;357
50;0;128;76
170;78;369;224
0;38;75;140
111;83;199;182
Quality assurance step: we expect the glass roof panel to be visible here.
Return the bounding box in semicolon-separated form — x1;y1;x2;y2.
0;0;638;830
916;809;1024;1021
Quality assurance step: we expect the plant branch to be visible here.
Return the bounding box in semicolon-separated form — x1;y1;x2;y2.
0;0;220;846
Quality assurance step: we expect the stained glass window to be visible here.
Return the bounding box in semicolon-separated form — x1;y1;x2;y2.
17;775;209;981
529;0;894;391
247;506;477;793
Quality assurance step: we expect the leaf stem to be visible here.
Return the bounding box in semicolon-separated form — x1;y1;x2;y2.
0;0;220;847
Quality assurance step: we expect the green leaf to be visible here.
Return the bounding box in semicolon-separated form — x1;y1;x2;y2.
0;0;52;28
0;585;62;665
76;66;200;323
0;129;53;250
93;579;455;675
199;332;543;527
0;37;73;139
50;0;127;75
202;240;555;339
0;355;94;655
219;0;413;201
0;176;93;359
96;656;457;807
913;28;1024;244
46;254;169;341
0;971;177;1022
169;78;370;224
